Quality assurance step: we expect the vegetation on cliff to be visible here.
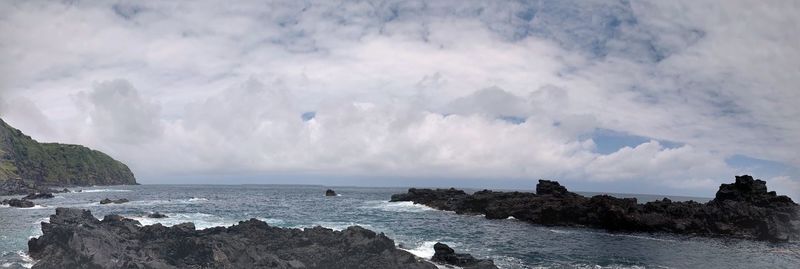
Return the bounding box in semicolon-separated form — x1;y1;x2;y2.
0;118;136;187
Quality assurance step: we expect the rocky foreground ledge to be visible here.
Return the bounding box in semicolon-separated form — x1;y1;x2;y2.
29;208;439;269
390;175;800;242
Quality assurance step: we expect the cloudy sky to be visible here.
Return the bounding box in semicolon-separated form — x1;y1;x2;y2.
1;0;798;198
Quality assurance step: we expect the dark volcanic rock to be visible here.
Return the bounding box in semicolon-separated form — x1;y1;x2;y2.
0;178;45;196
99;198;129;204
390;175;800;242
147;212;168;218
431;243;497;269
28;208;436;269
2;198;35;208
325;189;337;196
22;192;54;200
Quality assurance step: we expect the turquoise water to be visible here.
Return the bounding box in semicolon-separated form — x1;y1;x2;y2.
1;184;798;268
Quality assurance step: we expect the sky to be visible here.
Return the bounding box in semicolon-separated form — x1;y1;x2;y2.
1;0;798;199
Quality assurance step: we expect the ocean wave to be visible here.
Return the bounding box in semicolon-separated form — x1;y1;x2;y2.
188;197;208;202
571;264;649;269
79;189;131;193
129;212;236;230
362;201;435;213
400;241;438;259
19;205;49;210
256;218;285;225
303;221;375;231
0;251;34;269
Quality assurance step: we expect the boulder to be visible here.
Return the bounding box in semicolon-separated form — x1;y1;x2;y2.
28;208;436;269
431;243;498;269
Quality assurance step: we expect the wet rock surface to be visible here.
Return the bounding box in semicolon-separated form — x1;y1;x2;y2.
28;208;437;269
391;175;800;242
1;198;35;208
99;198;129;204
147;212;168;218
431;243;498;269
22;192;54;200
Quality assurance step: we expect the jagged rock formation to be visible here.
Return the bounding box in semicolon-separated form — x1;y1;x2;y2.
28;208;437;269
390;175;800;242
431;243;497;269
0;118;136;189
325;189;337;196
1;198;35;208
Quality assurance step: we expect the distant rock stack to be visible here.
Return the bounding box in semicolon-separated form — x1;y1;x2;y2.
325;189;337;196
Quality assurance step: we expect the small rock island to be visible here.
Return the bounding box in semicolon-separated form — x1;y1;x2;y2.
325;189;337;196
390;175;799;242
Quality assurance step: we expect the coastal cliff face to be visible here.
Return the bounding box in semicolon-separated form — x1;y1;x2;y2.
28;208;435;269
391;175;800;242
0;119;136;188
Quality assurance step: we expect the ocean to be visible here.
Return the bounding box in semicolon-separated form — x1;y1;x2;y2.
1;184;799;268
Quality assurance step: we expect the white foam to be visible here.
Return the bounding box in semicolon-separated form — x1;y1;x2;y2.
363;201;435;213
548;229;572;234
188;197;208;202
0;204;9;208
401;241;438;259
256;218;285;225
16;251;33;269
305;221;374;231
19;205;48;210
130;213;235;230
79;189;131;193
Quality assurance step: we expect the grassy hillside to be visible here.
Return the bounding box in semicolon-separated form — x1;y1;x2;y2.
0;119;136;186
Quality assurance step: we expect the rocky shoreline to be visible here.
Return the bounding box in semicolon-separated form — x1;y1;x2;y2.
27;208;496;269
390;175;800;242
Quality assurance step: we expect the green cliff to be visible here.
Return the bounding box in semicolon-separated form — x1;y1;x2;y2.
0;118;136;186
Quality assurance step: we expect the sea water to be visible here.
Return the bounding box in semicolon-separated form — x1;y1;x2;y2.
1;184;798;268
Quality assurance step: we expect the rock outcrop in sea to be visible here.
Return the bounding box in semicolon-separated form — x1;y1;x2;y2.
99;198;130;204
22;192;54;200
147;212;169;218
1;198;35;208
431;242;498;269
390;175;800;242
28;208;438;269
325;189;337;196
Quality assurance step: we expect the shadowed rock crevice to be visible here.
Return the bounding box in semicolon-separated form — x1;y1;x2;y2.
390;175;799;242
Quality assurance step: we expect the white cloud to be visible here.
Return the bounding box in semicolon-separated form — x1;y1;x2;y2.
0;0;797;196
